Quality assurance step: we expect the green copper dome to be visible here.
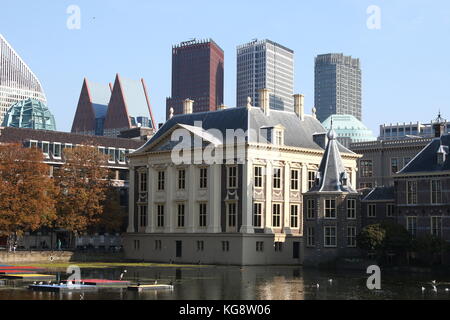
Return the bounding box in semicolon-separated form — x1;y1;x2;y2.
1;98;56;131
322;114;376;144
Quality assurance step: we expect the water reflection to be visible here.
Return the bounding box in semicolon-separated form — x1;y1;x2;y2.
0;265;449;300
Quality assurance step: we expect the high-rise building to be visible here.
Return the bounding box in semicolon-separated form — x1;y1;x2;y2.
236;39;294;111
0;34;47;125
314;53;361;122
166;39;224;119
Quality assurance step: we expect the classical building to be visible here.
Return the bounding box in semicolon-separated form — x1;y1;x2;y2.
124;89;359;265
322;114;376;147
302;127;361;266
315;54;362;122
236;39;294;112
0;126;145;250
71;74;157;137
360;186;396;227
1;98;56;131
166;39;224;119
0;34;47;125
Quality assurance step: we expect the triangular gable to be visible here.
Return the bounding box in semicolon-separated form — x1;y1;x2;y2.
71;78;96;133
104;74;132;130
134;123;224;154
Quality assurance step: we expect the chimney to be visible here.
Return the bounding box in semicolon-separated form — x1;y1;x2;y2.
259;88;270;116
293;94;305;120
183;99;194;114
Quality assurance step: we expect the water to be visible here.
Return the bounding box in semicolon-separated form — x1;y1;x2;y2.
0;265;449;300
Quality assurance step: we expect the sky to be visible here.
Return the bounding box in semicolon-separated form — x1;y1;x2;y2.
1;0;450;135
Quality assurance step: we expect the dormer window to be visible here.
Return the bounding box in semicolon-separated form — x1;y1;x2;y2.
341;171;349;186
274;129;284;146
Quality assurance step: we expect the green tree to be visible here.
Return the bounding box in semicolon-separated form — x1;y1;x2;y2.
357;224;386;252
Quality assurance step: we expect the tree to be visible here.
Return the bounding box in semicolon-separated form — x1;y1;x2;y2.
54;144;111;247
0;144;57;250
95;187;128;234
357;224;386;253
412;235;449;266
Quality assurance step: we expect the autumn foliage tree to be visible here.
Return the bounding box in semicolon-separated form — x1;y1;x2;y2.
0;144;57;250
54;144;111;246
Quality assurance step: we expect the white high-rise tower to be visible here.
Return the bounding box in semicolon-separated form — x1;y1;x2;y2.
0;34;47;124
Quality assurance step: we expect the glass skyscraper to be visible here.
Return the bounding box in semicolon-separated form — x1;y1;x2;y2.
236;39;294;111
0;34;47;125
314;53;361;122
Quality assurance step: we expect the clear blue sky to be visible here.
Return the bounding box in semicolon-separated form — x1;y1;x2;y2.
1;0;449;134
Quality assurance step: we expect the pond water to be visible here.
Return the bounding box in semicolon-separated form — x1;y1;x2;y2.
0;265;449;300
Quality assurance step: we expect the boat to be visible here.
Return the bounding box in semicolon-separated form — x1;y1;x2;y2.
127;284;174;292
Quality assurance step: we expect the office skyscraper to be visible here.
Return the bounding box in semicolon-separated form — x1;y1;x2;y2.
314;53;362;122
236;39;294;111
0;34;47;125
166;39;224;119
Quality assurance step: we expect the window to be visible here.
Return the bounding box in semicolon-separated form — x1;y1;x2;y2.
199;203;207;227
291;169;299;190
431;217;442;237
407;181;417;205
254;166;263;188
274;242;283;252
177;204;185;228
368;204;376;218
134;240;140;250
227;166;237;188
272;203;281;227
290;204;299;228
178;169;186;190
197;241;204;252
273;167;281;189
157;171;165;191
391;158;399;174
274;130;283;146
154;240;162;251
222;241;230;252
308;171;316;190
139;171;147;193
42;141;50;158
227;202;237;228
118;149;126;163
360;160;373;177
29;140;38;149
306;227;315;247
139;205;148;227
256;241;264;252
157;204;165;228
406;216;417;237
306;199;315;219
324;199;336;219
360;182;373;189
53;143;61;158
431;180;442;204
108;148;115;162
386;204;394;217
253;202;262;227
347;199;356;219
199;168;208;189
347;226;357;247
324;226;337;247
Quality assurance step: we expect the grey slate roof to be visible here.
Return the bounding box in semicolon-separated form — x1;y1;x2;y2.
398;135;450;174
307;129;357;193
362;186;395;202
136;106;356;154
